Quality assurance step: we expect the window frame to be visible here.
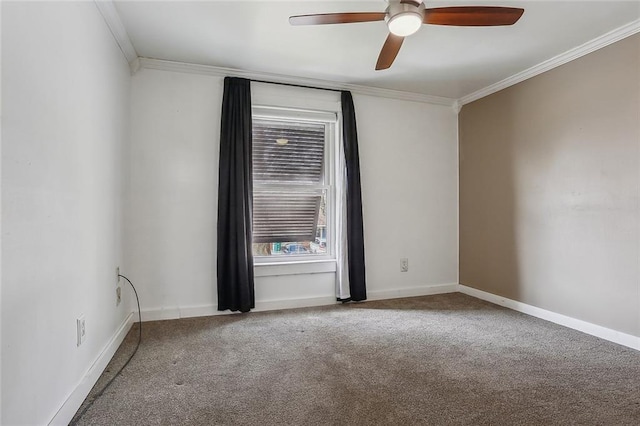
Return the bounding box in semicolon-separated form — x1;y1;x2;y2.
252;106;338;265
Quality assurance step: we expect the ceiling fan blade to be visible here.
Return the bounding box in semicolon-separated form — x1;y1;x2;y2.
289;12;386;26
424;6;524;26
376;34;405;71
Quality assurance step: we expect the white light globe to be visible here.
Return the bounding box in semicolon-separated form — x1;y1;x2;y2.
388;12;422;37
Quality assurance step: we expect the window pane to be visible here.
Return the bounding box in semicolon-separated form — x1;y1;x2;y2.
253;191;327;257
253;119;325;184
253;192;321;243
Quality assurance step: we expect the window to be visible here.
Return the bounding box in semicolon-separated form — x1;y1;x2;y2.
252;107;335;260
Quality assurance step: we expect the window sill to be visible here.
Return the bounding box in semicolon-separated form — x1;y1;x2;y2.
254;259;337;277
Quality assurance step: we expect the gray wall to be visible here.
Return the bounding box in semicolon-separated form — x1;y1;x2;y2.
2;2;131;423
459;34;640;337
125;69;459;319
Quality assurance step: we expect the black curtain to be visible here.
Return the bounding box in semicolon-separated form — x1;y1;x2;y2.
341;91;367;301
217;77;255;312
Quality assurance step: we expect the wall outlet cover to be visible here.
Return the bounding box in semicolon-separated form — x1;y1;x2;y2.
77;316;86;347
116;286;122;306
400;258;409;272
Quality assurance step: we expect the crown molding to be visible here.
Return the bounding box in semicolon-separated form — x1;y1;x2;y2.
137;57;456;108
94;0;138;71
94;1;639;110
452;100;462;114
458;19;640;106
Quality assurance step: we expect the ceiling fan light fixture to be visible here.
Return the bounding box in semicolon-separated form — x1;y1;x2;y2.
290;2;524;71
387;11;422;36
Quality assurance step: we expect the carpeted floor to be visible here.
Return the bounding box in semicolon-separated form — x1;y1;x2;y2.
72;293;640;425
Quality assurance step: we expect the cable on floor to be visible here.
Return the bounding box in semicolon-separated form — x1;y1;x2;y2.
69;274;142;425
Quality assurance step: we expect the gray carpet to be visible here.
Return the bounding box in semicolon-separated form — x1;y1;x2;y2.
73;293;640;425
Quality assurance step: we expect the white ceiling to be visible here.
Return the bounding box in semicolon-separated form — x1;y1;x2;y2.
114;1;640;100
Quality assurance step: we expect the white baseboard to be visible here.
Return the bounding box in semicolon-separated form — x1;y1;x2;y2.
458;285;640;351
367;283;458;301
141;284;459;322
255;296;338;312
141;295;339;322
141;305;218;322
49;312;135;425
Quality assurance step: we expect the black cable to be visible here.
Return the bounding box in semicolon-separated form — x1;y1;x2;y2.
69;274;142;425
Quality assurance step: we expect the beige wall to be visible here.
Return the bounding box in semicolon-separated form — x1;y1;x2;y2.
459;34;640;337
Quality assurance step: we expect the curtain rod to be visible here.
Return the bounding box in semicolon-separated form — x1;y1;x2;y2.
250;78;343;93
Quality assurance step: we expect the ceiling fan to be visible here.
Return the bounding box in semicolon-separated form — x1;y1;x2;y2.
289;0;524;70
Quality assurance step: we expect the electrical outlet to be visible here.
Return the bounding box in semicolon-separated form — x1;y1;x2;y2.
77;315;86;347
116;266;120;283
400;258;409;272
116;286;122;306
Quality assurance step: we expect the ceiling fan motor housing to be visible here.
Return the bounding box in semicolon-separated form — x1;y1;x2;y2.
385;0;426;37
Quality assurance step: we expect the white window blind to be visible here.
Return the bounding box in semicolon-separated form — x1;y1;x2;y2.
252;119;326;244
252;193;322;243
253;120;325;184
